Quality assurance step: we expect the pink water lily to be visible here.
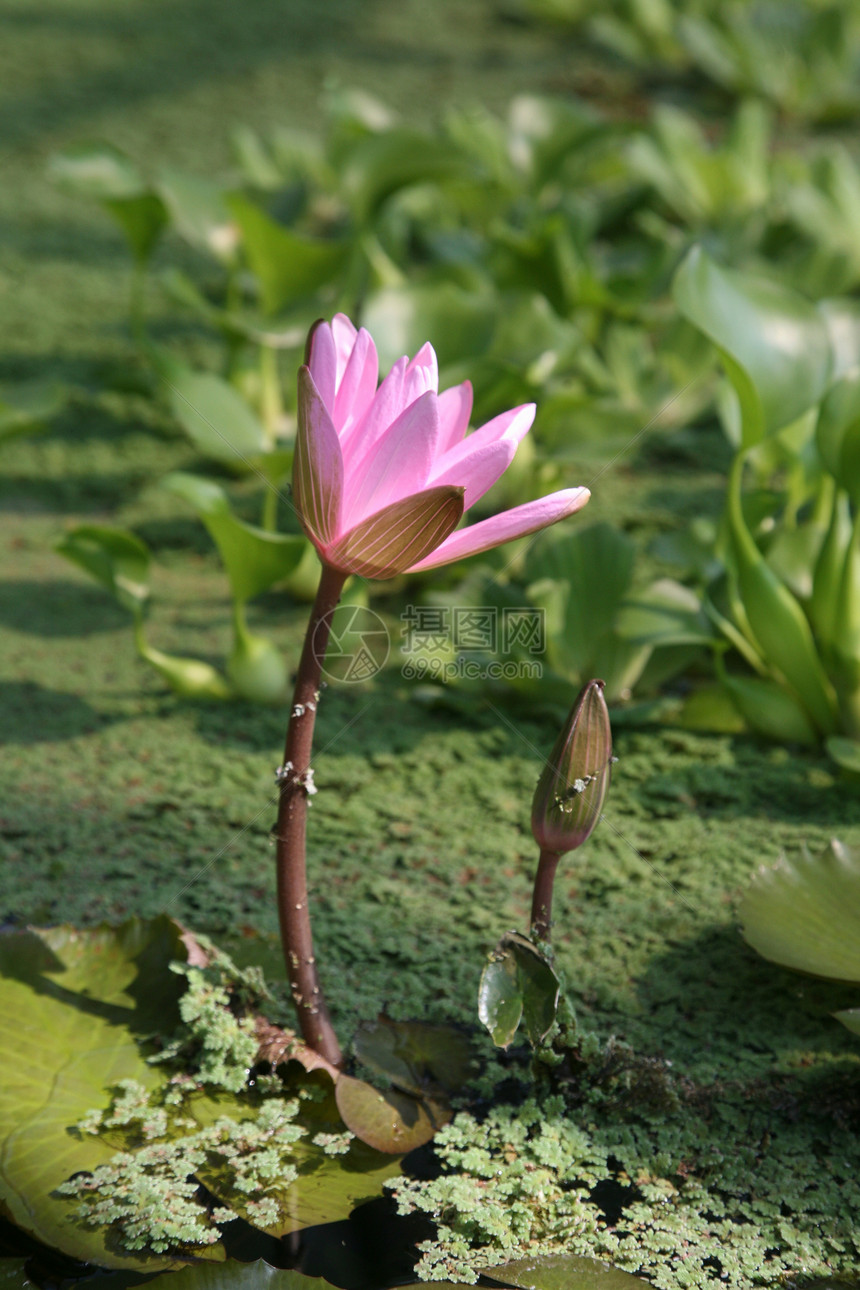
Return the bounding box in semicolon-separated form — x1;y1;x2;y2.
293;314;590;579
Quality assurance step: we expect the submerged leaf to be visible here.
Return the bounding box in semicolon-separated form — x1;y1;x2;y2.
334;1076;449;1155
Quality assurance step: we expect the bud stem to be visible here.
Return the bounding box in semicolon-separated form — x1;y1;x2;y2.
275;561;346;1068
530;847;561;941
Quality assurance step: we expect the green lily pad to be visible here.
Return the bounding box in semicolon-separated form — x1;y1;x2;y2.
739;839;860;983
145;1263;334;1290
484;1252;646;1289
352;1017;473;1098
0;918;197;1271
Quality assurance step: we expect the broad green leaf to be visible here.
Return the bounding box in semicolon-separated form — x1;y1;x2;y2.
334;1076;449;1155
820;298;860;382
55;525;150;615
158;170;239;263
739;839;860;983
478;932;560;1049
816;371;860;503
162;473;305;604
227;195;349;316
189;1087;403;1229
719;671;818;746
0;378;64;441
826;735;860;774
673;246;831;445
0;919;198;1271
485;1252;646;1289
352;1017;473;1098
161;365;268;466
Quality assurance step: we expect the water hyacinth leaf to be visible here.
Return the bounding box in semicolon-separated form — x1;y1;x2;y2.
333;1076;449;1155
0;378;64;440
352;1018;473;1098
719;670;818;746
673;246;831;444
616;579;713;646
0;919;198;1271
104;194;168;265
135;641;233;701
161;365;268;466
162;473;306;604
826;735;860;774
55;524;150;616
228;195;349;316
478;933;560;1049
739;839;860;983
484;1253;647;1290
816;371;860;503
157;170;239;264
188;1086;403;1231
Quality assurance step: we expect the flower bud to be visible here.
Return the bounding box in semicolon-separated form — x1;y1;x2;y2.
531;679;612;855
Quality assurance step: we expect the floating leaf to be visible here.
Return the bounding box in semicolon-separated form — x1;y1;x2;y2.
673;246;831;445
334;1075;449;1155
739;839;860;983
484;1252;646;1290
478;932;560;1049
0;919;199;1271
352;1017;473;1098
145;1264;336;1290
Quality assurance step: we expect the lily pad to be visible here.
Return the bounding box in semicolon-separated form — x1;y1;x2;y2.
0;919;196;1271
739;839;860;983
352;1017;473;1098
484;1252;646;1289
334;1075;449;1155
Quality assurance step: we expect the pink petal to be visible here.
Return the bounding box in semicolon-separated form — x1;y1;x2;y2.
428;438;518;510
323;484;465;579
436;381;473;453
293;366;344;547
407;487;591;572
330;314;359;380
342;390;439;528
333;327;378;440
343;344;440;464
307;322;338;411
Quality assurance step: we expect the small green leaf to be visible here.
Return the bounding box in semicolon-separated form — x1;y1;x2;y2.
55;525;150;616
157;170;239;263
478;932;560;1049
104;194;168;264
739;839;860;983
673;246;832;444
163;473;306;604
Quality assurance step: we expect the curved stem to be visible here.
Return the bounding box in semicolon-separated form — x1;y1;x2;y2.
530;848;561;942
275;561;346;1067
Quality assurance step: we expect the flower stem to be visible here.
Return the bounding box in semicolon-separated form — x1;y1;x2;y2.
275;562;346;1067
530;848;561;942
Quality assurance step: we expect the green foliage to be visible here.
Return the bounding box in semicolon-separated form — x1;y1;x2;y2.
478;933;560;1049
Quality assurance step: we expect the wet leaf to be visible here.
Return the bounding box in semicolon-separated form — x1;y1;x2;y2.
352;1017;473;1098
739;839;860;984
478;932;560;1049
0;919;197;1271
484;1252;647;1289
334;1076;449;1154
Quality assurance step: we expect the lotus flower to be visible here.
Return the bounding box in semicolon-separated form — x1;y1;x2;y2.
293;315;590;579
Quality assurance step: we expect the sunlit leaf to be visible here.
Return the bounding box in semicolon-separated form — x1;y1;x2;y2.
55;525;150;615
739;839;860;983
484;1252;647;1289
158;170;239;264
228;195;349;316
160;365;268;466
478;932;559;1049
673;246;831;445
162;473;306;604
